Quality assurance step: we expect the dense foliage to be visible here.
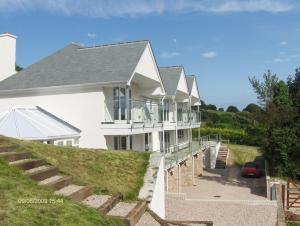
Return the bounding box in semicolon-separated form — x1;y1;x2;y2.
250;68;300;180
199;68;300;180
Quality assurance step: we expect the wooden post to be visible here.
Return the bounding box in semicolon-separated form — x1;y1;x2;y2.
282;184;285;210
287;179;290;210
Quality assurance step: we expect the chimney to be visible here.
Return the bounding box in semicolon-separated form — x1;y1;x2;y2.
0;33;17;82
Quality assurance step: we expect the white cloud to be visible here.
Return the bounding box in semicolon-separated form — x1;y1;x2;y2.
280;41;288;45
202;51;217;59
160;51;180;58
87;32;97;38
173;38;177;43
274;57;289;63
0;0;295;18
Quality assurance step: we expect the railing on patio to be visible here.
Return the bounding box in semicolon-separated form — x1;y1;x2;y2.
103;99;202;126
103;100;163;125
190;110;201;124
165;135;222;169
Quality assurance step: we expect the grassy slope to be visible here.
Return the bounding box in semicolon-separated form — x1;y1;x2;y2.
0;158;123;226
228;144;262;166
0;136;150;200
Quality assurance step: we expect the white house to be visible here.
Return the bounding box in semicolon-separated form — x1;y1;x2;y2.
0;33;201;154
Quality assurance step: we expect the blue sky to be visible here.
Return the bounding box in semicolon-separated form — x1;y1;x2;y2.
1;0;300;109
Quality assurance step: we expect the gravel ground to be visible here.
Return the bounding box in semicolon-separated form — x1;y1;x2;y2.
166;197;277;226
183;167;267;200
166;167;277;226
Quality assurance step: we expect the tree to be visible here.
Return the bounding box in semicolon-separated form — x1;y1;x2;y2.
226;105;239;113
218;107;224;111
249;70;279;108
273;80;292;107
288;68;300;113
206;104;217;111
15;64;23;72
243;103;262;114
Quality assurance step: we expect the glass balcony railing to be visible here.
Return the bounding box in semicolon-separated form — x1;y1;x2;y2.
103;99;201;125
103;100;163;125
190;110;201;124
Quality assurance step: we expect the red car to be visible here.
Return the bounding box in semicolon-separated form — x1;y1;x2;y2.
241;162;262;177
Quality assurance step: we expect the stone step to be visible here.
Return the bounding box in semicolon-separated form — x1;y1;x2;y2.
39;175;73;190
126;201;148;226
99;193;123;214
0;152;31;162
0;146;15;153
107;202;137;222
25;165;58;181
55;184;94;202
82;194;112;209
9;158;46;170
136;211;161;226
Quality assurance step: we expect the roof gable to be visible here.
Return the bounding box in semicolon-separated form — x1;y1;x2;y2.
159;66;187;96
0;41;148;91
176;70;189;95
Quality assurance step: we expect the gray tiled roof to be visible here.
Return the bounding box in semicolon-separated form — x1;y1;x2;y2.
0;41;149;91
159;66;183;96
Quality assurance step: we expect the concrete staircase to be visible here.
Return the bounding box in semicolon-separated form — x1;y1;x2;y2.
0;145;160;226
215;145;229;169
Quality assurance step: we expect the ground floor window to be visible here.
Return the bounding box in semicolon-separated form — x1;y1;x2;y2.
145;133;152;151
178;129;184;139
114;136;132;150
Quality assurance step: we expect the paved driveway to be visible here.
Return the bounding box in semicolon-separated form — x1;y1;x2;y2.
166;167;277;226
183;167;267;200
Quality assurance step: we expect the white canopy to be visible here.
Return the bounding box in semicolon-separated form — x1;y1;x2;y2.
0;106;81;140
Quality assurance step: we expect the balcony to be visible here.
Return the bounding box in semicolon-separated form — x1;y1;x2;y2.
103;99;163;126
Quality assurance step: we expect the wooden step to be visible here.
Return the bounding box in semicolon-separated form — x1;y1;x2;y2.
99;193;123;214
0;146;16;153
9;159;46;170
82;194;112;210
25;165;58;181
0;152;31;162
126;201;148;226
107;202;137;224
39;175;73;190
55;184;94;202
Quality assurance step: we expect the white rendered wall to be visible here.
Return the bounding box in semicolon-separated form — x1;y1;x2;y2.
149;156;165;219
0;34;16;82
210;142;221;168
152;131;161;152
0;90;107;149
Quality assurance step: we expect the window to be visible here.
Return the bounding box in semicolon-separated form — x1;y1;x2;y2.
178;130;184;139
114;136;132;150
57;141;64;146
164;99;169;121
66;140;72;146
113;87;127;121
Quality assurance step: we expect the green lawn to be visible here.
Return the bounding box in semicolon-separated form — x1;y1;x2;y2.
0;136;150;200
287;222;300;226
0;158;123;226
228;144;263;166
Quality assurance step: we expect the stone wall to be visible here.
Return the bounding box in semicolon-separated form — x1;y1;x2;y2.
166;152;204;193
193;153;203;177
165;165;179;193
180;158;193;187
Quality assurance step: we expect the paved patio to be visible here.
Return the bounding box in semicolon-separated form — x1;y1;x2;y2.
166;167;278;226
